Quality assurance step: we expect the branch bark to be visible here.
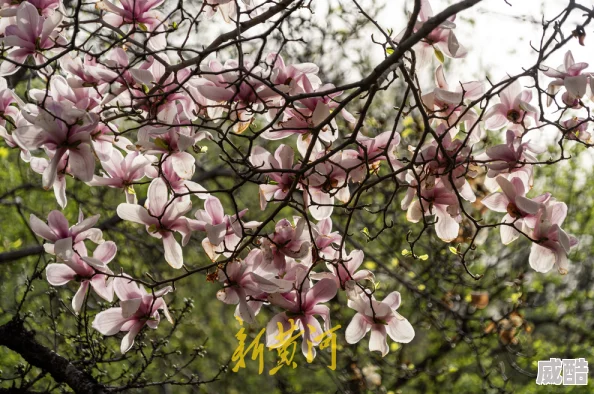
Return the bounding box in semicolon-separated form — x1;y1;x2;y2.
0;318;105;394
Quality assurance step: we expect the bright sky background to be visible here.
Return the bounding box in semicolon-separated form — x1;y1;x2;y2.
368;0;592;83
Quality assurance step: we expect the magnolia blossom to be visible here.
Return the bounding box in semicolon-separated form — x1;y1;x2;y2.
542;50;590;106
529;200;578;274
402;176;461;242
0;2;65;75
98;0;164;30
345;292;415;356
89;147;152;203
117;178;192;268
484;79;539;133
249;144;301;210
46;241;116;313
260;217;311;272
311;249;374;293
92;277;173;354
12;101;98;188
267;278;338;359
30;210;103;258
395;0;467;66
216;249;292;324
481;176;550;244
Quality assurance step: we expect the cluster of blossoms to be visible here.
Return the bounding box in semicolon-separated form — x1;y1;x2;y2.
0;0;585;358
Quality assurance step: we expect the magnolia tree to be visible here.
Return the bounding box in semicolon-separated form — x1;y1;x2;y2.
0;0;592;392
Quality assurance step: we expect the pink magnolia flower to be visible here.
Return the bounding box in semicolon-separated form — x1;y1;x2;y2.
89;148;152;203
529;200;578;274
481;176;550;244
413;125;476;203
59;53;118;89
402;176;461;242
29;152;68;208
117;177;192;268
345;292;415;356
483;79;539;133
189;195;260;261
0;2;65;76
30;209;104;258
204;0;252;23
311;249;373;292
266;278;337;359
0;76;22;126
249;144;301;210
0;0;61;19
311;218;342;259
46;241;116;313
477;130;542;191
216;249;293;324
543;50;590;106
395;0;466;66
12;101;99;188
260;217;311;272
97;0;165;30
144;155;208;198
422;65;484;142
265;52;321;95
561;117;591;143
349;130;402;182
92;276;173;354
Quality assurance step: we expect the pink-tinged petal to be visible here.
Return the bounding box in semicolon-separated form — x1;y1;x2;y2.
72;281;90;314
481;193;508;212
204;196;225;224
369;325;389;357
497;176;518;201
345;313;370;344
117;203;154;225
419;0;434;21
45;263;76;285
483;104;508;130
93;241;117;264
92;307;128;335
308;189;333;220
113;276;142;301
312;101;330;126
69;144;95;182
386;314;415;343
249;146;273;169
461;81;485;100
266;312;292;348
90;275;114;302
217;287;240;305
129;69;154;86
12;125;45;150
304;278;337;309
406;200;423;223
43;148;67;190
162;232;183;269
237;294;256;324
120;298;142;318
171;152;195;180
30;214;56;241
564;75;588;98
434;206;459;242
500;80;521;109
383;292;401;310
121;321;144;354
147;177;168;215
550;202;568;226
205;222;227;245
54;237;74;261
515;196;541;215
529;243;555;273
500;215;520;245
54;177;67;209
196;85;235;102
564;50;575;70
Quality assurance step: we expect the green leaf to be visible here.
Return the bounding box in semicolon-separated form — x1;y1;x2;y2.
434;48;445;63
